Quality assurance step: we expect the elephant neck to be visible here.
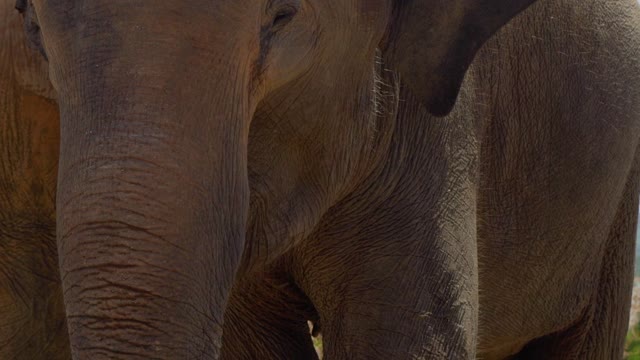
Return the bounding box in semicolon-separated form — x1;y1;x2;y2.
343;51;402;192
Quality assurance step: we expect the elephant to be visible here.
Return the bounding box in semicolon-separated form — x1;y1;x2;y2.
3;0;640;358
0;1;69;358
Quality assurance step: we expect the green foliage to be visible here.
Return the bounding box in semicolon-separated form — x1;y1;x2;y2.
313;335;323;358
626;316;640;360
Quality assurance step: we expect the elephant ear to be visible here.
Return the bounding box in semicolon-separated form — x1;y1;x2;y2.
384;0;536;116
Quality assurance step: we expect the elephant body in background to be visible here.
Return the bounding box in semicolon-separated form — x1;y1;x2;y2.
0;1;68;358
2;0;640;359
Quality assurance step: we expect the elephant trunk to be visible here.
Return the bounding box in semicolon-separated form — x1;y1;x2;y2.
54;34;251;358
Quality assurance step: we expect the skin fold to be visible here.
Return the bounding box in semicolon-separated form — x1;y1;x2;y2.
1;0;639;359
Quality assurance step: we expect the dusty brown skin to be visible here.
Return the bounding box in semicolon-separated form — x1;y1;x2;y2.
0;0;69;358
4;0;640;358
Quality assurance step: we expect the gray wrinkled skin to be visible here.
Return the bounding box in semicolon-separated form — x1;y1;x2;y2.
1;0;640;359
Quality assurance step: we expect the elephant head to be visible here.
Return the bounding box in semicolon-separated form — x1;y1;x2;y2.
17;0;535;358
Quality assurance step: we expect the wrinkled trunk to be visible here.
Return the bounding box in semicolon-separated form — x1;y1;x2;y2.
53;15;251;358
57;87;248;359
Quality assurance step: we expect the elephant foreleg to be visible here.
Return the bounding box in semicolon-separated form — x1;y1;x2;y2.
515;157;640;360
292;209;479;360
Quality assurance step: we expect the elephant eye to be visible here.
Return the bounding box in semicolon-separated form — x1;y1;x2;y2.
272;6;297;31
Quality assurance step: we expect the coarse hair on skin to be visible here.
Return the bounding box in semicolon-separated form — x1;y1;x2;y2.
368;49;400;147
